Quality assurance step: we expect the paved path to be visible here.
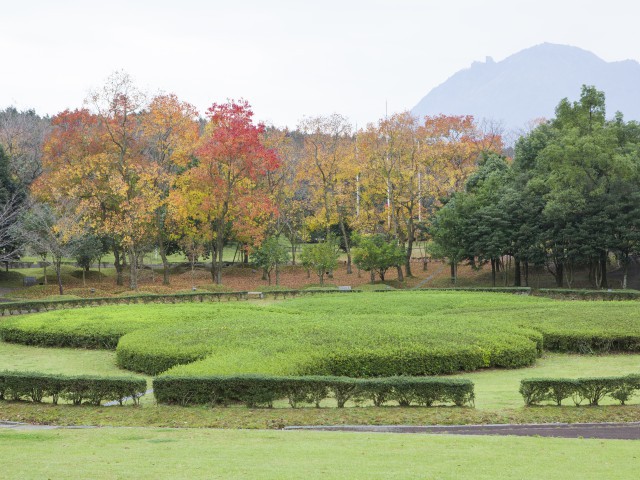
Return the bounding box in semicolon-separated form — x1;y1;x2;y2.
285;422;640;440
3;420;640;439
411;263;447;289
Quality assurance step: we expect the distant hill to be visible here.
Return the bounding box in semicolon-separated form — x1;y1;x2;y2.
412;43;640;133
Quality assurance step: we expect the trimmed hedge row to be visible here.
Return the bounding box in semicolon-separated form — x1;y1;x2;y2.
536;289;640;301
520;375;640;406
0;325;123;349
541;333;640;354
0;289;363;317
152;375;475;408
0;371;147;406
0;292;251;316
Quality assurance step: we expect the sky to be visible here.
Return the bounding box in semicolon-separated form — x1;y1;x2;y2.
1;0;639;128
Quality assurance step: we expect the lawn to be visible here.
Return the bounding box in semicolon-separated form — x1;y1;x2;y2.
1;427;639;479
0;340;131;377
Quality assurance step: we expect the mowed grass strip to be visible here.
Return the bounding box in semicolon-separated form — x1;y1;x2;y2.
1;428;639;480
3;292;640;377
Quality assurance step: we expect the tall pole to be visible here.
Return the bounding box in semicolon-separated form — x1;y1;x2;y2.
418;171;422;222
355;122;360;218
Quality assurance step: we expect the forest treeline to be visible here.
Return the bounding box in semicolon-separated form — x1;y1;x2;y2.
430;86;640;289
0;72;637;291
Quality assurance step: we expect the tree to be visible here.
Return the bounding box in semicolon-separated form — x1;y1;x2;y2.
252;236;290;285
141;94;199;285
300;238;340;285
0;145;26;263
12;202;81;295
170;100;279;284
0;107;51;186
298;114;356;274
74;235;108;287
352;234;405;283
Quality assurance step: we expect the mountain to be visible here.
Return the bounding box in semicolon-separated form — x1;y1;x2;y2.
412;43;640;132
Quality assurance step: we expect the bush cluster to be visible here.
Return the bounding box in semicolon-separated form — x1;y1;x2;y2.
520;375;640;406
152;375;475;408
0;371;147;406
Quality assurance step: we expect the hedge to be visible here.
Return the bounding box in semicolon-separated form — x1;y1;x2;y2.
152;375;475;408
0;371;147;406
0;289;365;317
0;292;251;317
536;289;640;301
520;375;640;406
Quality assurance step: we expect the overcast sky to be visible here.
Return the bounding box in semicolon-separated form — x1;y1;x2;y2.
1;0;638;128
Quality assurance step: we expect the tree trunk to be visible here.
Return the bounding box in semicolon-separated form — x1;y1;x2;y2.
524;261;529;287
450;262;457;285
514;257;521;287
380;270;385;282
491;258;496;287
275;262;280;286
128;247;137;290
338;217;352;274
600;251;608;289
114;245;123;286
215;233;224;285
210;239;217;283
404;219;414;278
623;261;628;290
370;270;375;284
555;262;563;287
159;237;170;286
82;269;86;288
319;272;324;285
55;260;64;295
291;243;296;266
396;265;404;282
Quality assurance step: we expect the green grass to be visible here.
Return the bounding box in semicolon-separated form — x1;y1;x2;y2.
459;352;640;409
4;291;640;379
1;428;639;480
0;340;144;378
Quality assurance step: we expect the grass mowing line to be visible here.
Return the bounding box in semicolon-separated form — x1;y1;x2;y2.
1;427;639;480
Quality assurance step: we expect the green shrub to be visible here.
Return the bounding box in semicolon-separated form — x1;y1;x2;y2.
520;375;640;406
0;371;146;406
152;375;474;408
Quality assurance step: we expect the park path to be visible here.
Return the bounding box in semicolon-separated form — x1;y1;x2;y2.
412;263;446;289
285;422;640;440
2;420;640;439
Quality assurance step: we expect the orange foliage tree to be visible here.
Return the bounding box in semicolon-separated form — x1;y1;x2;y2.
169;100;279;284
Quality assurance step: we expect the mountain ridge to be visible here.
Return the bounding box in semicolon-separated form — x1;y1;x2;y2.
412;43;640;132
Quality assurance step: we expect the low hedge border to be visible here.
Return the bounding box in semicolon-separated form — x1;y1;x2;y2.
536;289;640;301
2;288;638;318
153;375;475;408
520;375;640;406
0;371;147;406
0;289;363;316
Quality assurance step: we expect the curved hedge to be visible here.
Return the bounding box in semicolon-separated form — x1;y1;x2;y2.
3;291;640;377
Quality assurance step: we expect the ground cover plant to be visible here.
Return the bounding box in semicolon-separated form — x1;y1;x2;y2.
2;291;640;383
